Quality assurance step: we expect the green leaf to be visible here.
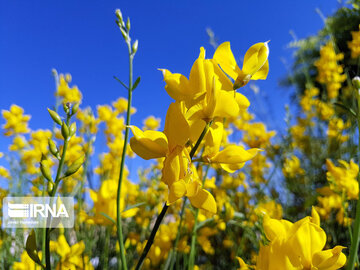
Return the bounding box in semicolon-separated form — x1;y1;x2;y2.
123;202;145;212
114;76;129;90
25;229;43;267
333;102;357;118
132;76;141;91
100;212;116;225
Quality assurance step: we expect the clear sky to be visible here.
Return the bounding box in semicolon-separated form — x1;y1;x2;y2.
0;1;343;182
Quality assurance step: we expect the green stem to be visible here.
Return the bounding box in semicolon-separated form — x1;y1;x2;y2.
45;131;70;270
116;43;133;270
347;90;360;270
188;166;210;270
103;227;110;270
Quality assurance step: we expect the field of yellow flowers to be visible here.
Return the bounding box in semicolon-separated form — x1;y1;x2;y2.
3;2;360;270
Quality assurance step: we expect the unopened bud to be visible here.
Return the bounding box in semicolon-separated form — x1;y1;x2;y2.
65;74;72;82
126;17;130;31
64;156;85;177
120;27;127;39
69;122;77;137
47;108;62;125
40;160;53;183
47;181;53;194
48;139;59;157
61;121;69;140
63;102;70;114
132;40;138;54
115;9;123;22
353;76;360;89
72;103;79;115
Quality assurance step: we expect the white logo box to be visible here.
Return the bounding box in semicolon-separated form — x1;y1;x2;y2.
2;197;74;228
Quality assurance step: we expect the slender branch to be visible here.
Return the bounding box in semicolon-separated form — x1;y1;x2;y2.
135;204;169;270
168;198;187;270
45;129;70;270
190;120;212;159
134;121;212;270
116;38;133;270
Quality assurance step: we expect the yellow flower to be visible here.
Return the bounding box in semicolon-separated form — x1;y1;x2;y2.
314;42;346;99
12;251;42;270
160;47;237;111
2;105;31;136
282;155;305;178
257;207;346;270
236;257;250;270
130;102;217;213
87;179;139;225
348;24;360;58
143;115;161;130
206;145;259;173
112;97;136;115
56;74;82;103
9;135;27;151
51;235;93;270
213;41;269;89
326;159;359;200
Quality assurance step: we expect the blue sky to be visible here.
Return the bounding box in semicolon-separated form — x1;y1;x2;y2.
0;1;343;185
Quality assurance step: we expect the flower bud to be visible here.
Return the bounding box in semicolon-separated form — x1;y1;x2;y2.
48;139;59;158
353;76;360;89
40;160;53;183
47;108;62;125
132;40;138;54
64;156;85;177
61;121;69;140
115;9;123;22
63;102;70;114
71;103;79;115
69;122;77;137
47;181;54;194
126;17;130;31
120;27;127;40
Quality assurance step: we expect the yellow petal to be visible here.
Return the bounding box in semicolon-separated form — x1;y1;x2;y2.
185;181;201;197
213;90;240;119
312;246;346;270
251;59;269;80
242;42;269;76
160;69;191;101
235;93;250;111
311;206;320;226
203;119;224;158
167;180;187;204
213;42;241;80
263;215;290;241
129;125;168;160
164;102;190;149
188;48;207;99
211;146;259;164
287;218;326;268
219;162;245;173
188;118;206;143
121;207;139;218
236;256;250;270
69;241;85;257
189;189;217;214
56;235;71;258
89;189;98;203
